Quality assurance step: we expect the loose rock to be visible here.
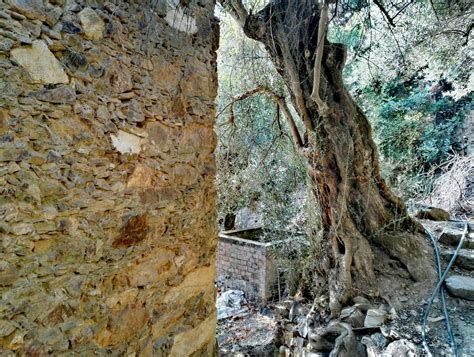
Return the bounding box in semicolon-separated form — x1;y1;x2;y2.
364;309;387;327
441;248;474;270
445;275;474;300
439;226;474;249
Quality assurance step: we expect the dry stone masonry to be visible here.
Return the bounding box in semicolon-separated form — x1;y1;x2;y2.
0;0;219;355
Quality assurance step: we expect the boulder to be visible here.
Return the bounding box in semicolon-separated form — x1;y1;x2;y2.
10;40;68;84
415;206;450;221
445;275;474;300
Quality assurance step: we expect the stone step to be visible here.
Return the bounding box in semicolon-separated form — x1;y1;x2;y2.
438;227;474;249
441;248;474;270
445;275;474;300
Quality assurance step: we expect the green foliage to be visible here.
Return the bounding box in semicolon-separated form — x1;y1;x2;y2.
361;77;471;171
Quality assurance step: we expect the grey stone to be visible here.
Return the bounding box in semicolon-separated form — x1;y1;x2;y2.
7;0;45;21
0;320;16;337
44;6;63;27
369;333;388;349
384;339;418;357
127;99;145;123
235;206;262;230
445;275;474;300
352;295;372;312
340;306;365;328
439;227;474;249
32;85;76;104
289;301;307;322
0;38;14;52
364;309;387;327
441;248;474;270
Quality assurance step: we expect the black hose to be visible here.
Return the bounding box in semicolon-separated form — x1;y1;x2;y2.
421;220;468;357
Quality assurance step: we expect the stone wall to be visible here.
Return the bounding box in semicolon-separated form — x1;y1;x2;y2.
0;0;218;355
217;231;279;303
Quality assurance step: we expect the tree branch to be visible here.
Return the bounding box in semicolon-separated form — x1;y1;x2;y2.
373;0;396;27
275;23;314;131
219;86;304;148
310;0;330;115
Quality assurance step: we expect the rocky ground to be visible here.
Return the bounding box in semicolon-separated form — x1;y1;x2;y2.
217;214;474;356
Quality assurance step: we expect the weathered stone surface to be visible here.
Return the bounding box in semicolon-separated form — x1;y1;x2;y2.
441;248;474;270
415;206;450;221
169;316;216;356
165;6;198;34
7;0;45;21
32;85;76;104
0;320;16;337
445;275;474;300
10;40;68;84
78;7;104;41
341;306;365;328
384;339;417;356
364;309;387;327
0;0;218;355
439;227;474;249
110;130;146;154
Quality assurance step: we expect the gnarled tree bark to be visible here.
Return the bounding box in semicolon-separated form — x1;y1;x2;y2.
220;0;435;316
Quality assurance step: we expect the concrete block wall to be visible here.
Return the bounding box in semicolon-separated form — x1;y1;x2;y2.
217;232;279;303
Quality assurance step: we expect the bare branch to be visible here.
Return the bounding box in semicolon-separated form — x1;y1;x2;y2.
310;0;330;115
217;86;264;118
272;93;304;148
373;0;396;27
218;86;304;148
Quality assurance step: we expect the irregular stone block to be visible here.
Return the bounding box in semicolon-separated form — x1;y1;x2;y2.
10;40;69;84
78;7;104;41
110;130;146;154
445;275;474;300
364;309;387;327
8;0;46;21
439;227;474;249
441;248;474;270
340;306;365;328
32;85;76;104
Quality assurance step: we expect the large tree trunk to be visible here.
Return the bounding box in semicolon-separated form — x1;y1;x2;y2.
222;0;435;316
